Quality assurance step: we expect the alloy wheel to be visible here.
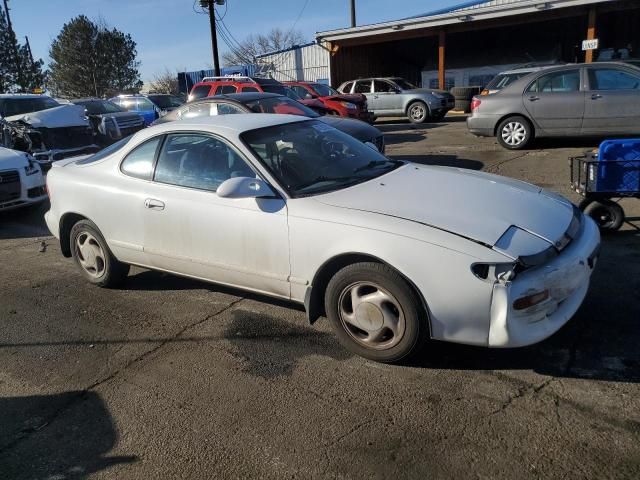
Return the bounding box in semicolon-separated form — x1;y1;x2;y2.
410;104;426;121
74;231;107;278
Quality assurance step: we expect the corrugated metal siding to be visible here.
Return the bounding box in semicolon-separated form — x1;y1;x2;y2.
256;44;330;82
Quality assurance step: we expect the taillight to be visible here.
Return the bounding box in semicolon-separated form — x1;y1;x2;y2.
513;289;549;311
480;89;489;96
470;97;482;111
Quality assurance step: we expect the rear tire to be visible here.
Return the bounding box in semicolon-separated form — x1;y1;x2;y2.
324;262;427;363
583;200;624;231
407;101;429;124
496;115;533;150
70;219;130;287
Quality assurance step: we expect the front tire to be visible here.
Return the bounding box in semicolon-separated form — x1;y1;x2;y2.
324;262;427;363
407;101;429;124
70;219;130;287
496;115;533;150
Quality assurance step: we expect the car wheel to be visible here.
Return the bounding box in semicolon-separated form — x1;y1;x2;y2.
325;262;427;363
70;219;130;287
407;101;429;124
496;116;533;150
583;200;624;231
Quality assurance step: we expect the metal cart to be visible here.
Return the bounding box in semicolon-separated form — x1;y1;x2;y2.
570;139;640;231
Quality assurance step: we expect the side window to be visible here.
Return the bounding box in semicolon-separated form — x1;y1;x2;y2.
529;70;580;93
588;68;640;90
354;80;372;94
214;85;237;95
120;137;162;180
181;103;213;119
241;86;259;92
154;134;254;192
138;98;155;110
292;86;310;98
190;85;212;100
373;80;394;93
341;82;354;93
217;103;244;115
118;98;137;112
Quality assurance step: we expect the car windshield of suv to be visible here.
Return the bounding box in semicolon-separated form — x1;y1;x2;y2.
243;96;320;118
242;120;401;196
148;95;184;109
486;72;529;90
311;84;339;96
391;79;416;90
78;100;123;115
0;97;60;117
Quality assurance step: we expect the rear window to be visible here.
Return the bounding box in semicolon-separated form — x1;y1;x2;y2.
486;73;529;90
214;85;238;95
261;85;287;95
190;85;212;100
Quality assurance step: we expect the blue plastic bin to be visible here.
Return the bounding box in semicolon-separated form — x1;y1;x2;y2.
594;139;640;193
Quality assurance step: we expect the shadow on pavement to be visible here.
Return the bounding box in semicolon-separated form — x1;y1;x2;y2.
0;391;137;479
389;153;484;170
0;201;50;240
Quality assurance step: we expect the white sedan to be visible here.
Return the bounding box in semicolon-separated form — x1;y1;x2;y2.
0;146;47;210
45;114;600;363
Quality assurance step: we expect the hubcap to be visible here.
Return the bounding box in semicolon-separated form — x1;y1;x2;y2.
410;105;425;120
338;282;406;350
75;231;106;278
501;121;526;146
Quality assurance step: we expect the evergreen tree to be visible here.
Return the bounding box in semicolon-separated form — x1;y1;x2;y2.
48;15;142;98
0;6;16;92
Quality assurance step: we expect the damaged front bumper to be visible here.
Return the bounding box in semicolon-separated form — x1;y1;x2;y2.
487;215;600;348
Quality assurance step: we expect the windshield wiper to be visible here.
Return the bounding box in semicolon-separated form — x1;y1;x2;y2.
293;175;362;191
353;159;401;174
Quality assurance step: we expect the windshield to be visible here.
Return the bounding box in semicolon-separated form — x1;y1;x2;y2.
77;100;123;115
0;97;60;117
241;120;401;196
148;95;184;109
244;96;319;118
486;72;529;90
284;87;302;100
311;84;339;96
391;78;416;90
260;85;288;95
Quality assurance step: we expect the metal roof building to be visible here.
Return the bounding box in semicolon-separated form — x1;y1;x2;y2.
315;0;639;89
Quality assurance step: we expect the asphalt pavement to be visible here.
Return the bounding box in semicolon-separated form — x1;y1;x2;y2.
1;117;639;479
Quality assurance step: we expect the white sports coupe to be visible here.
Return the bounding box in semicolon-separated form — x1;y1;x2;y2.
45;114;600;363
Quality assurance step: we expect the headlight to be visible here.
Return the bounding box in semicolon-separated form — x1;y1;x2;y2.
24;157;40;176
431;92;444;99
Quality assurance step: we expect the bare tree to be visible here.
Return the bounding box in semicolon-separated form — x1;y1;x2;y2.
148;67;179;94
221;28;306;66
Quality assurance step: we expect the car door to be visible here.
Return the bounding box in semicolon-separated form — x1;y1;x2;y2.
372;80;401;114
142;133;291;298
583;66;640;135
523;68;584;135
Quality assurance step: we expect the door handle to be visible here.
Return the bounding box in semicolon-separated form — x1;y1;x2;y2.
144;198;165;210
591;93;603;100
528;95;540;101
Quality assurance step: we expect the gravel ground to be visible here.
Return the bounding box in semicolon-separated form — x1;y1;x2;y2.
1;117;639;479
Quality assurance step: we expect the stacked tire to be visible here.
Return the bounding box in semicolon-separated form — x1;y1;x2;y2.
450;86;481;113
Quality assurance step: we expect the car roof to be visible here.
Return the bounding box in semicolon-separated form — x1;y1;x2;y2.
188;92;283;104
149;113;307;134
498;66;557;75
72;98;110;103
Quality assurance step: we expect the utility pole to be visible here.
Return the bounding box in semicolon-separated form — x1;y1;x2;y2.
201;0;222;76
350;0;356;27
3;0;23;90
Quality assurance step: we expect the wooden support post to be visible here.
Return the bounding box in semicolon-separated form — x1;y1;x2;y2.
585;7;597;63
438;30;446;90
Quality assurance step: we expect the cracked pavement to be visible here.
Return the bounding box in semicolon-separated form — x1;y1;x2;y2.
1;117;639;479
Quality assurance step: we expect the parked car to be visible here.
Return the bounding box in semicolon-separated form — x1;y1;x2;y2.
45;114;600;363
480;64;563;95
0;146;47;211
146;94;185;115
72;98;145;146
0;94;98;168
337;77;454;123
282;85;332;115
285;81;373;122
467;62;640;150
109;95;160;126
188;76;288;102
153;92;385;153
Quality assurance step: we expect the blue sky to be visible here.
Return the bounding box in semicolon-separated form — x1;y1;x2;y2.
11;0;456;82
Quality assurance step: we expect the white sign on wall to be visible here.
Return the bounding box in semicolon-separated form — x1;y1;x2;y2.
582;38;599;51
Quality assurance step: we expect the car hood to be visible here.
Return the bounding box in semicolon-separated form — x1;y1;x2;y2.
318;116;381;142
5;104;89;128
89;111;140;120
0;146;30;169
314;164;575;250
324;93;367;104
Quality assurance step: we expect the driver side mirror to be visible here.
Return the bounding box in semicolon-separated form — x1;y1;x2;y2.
217;177;277;199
